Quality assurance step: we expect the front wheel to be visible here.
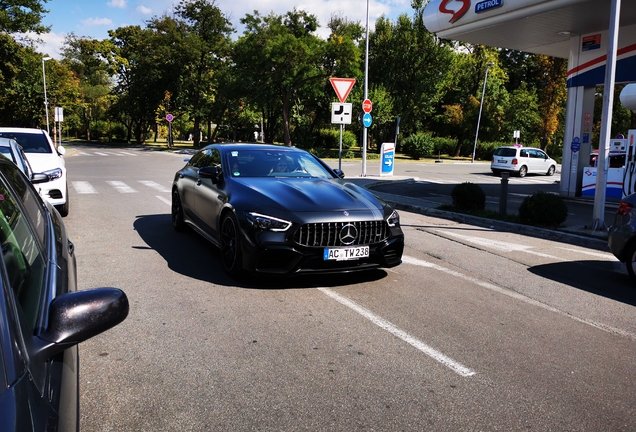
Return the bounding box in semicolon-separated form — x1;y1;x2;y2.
546;165;556;176
624;243;636;285
220;213;243;276
171;188;185;231
518;165;528;178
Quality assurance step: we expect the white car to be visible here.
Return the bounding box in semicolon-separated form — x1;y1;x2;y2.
0;128;69;216
490;145;557;178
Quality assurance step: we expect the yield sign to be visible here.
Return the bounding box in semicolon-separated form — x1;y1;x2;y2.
330;78;356;103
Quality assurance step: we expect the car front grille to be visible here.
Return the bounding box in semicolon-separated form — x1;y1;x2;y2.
294;220;389;247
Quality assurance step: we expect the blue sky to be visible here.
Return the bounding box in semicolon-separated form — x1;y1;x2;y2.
33;0;414;58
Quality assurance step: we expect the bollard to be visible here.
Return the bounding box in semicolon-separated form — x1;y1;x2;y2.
499;172;509;215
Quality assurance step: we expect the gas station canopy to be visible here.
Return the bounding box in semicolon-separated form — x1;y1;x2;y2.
423;0;636;59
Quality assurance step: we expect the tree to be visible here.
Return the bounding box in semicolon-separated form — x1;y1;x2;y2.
234;9;358;146
0;0;49;34
173;0;233;147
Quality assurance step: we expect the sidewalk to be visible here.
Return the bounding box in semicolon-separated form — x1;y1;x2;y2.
347;175;611;250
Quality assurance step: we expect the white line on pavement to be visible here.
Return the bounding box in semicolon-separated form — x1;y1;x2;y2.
156;195;171;206
139;180;170;193
318;287;476;377
402;255;636;341
72;181;97;194
106;181;137;193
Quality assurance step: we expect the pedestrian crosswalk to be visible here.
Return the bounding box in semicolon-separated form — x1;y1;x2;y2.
72;180;171;195
74;150;143;157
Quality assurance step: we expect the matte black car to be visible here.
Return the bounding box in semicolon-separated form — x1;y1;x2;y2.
0;157;129;431
608;192;636;283
171;143;404;276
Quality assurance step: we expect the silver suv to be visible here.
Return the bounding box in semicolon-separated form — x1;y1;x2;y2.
491;146;557;178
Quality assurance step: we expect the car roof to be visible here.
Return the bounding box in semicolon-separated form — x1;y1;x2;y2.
0;127;46;135
209;143;304;152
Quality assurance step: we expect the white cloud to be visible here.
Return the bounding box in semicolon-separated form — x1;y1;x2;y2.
108;0;127;8
81;17;115;27
137;6;152;15
24;32;66;60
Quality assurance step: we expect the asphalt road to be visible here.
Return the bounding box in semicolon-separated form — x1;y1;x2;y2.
62;145;636;431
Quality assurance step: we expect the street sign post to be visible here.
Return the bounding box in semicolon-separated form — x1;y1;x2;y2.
362;113;372;128
331;103;353;124
380;142;395;177
362;99;372;113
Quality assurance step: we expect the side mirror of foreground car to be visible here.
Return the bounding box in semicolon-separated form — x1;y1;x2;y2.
332;168;345;179
29;288;129;389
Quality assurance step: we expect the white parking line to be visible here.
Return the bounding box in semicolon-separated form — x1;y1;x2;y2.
402;255;636;341
106;181;137;193
318;287;476;377
157;196;171;206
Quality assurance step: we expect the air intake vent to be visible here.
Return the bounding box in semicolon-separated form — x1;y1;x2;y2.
294;221;388;247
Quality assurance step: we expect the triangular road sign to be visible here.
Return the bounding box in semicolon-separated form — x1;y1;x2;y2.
330;78;356;103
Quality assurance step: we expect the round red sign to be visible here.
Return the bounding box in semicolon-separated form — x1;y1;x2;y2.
362;99;372;113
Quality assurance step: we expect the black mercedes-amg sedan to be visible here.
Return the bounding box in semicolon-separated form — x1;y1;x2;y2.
0;156;129;431
171;143;404;276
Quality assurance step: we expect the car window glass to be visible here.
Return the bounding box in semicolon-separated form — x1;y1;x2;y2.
0;174;47;331
2;165;46;245
0;132;52;154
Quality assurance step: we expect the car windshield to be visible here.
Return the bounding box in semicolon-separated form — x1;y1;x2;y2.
494;148;517;157
0;132;51;154
227;149;334;178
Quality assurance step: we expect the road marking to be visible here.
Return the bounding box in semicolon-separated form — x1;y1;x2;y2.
72;181;97;194
557;247;617;260
139;180;170;193
119;152;138;156
106;181;137;193
437;230;560;259
318;287;476;377
94;152;110;156
402;255;636;341
157;195;171;206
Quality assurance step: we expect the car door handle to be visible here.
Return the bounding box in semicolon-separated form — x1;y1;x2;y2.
196;180;202;186
68;240;75;256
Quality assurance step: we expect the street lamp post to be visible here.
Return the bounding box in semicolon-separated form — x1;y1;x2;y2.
42;56;52;135
472;62;494;163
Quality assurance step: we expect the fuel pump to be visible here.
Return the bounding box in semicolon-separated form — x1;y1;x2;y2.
624;129;636;197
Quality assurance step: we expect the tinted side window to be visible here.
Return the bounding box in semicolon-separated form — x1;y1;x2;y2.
0;173;47;331
494;148;517;157
1;163;46;245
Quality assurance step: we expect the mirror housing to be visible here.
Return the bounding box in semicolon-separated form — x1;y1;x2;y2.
198;165;222;183
56;146;66;156
333;168;345;179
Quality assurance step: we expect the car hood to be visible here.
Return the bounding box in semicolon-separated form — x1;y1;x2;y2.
233;178;386;215
24;153;65;173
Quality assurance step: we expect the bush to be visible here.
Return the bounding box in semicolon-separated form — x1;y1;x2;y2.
402;132;435;159
451;182;486;211
311;128;357;150
518;191;568;228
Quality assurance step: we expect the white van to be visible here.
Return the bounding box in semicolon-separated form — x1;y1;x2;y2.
490;146;557;178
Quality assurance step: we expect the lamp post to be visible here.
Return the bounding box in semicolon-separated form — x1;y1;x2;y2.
472;62;494;163
42;56;52;135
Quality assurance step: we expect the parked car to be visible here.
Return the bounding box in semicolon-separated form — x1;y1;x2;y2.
171;143;404;276
608;192;636;283
0;137;51;187
0;156;129;431
0;128;69;216
491;145;557;177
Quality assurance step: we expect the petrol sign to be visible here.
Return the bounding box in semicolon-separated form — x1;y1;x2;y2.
380;143;395;176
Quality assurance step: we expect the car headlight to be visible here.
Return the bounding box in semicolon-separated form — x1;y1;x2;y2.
43;167;63;180
246;212;292;232
386;210;400;227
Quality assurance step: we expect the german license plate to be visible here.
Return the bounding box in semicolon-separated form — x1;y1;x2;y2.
498;159;508;164
324;246;369;261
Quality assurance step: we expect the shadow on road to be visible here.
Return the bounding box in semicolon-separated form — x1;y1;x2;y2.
133;213;389;289
528;260;636;306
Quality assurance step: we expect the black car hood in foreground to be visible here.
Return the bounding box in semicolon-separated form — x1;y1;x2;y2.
232;177;386;214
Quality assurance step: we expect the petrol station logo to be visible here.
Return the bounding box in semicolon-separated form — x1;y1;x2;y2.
439;0;503;24
439;0;470;23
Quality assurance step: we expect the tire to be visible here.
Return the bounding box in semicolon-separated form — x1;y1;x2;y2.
491;169;501;176
55;186;69;217
220;212;243;276
171;188;186;231
625;243;636;284
518;166;528;178
546;165;556;176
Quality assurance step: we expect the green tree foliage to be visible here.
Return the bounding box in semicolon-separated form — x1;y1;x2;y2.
0;0;49;34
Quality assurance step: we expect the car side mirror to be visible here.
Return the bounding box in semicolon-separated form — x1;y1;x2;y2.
30;288;129;391
198;165;222;184
333;168;345;179
56;146;66;156
31;173;50;184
